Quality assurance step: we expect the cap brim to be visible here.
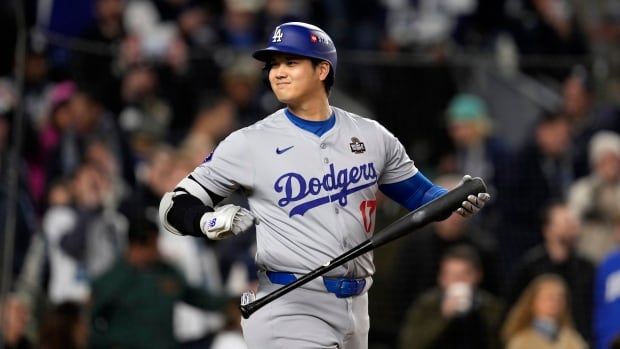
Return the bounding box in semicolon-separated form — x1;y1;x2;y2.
252;48;277;62
252;46;322;62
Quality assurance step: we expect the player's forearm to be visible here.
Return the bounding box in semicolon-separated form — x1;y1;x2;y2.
159;177;256;239
379;172;447;211
164;191;213;237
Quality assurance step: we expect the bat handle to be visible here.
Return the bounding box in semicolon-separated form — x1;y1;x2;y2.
239;240;375;319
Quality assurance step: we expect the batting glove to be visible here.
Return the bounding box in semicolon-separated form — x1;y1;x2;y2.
456;175;491;218
200;204;258;240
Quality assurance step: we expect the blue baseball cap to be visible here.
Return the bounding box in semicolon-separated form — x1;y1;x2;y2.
253;22;337;76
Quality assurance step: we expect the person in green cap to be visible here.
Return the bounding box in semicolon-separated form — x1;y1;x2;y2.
445;93;511;222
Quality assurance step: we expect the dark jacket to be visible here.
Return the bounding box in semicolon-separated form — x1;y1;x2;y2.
399;288;503;349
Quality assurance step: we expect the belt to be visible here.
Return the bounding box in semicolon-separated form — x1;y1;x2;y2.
266;271;366;298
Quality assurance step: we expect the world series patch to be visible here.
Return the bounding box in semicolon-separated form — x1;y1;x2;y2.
350;137;366;154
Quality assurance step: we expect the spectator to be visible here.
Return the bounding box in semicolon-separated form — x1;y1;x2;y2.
45;89;134;187
506;202;595;341
398;245;503;349
445;94;511;187
569;131;620;263
380;0;479;54
506;0;588;79
165;5;223;136
120;144;175;221
44;160;127;304
23;45;52;133
219;0;263;50
39;302;88;349
72;0;126;112
43;178;90;304
210;296;248;349
501;111;573;269
39;81;77;199
220;56;264;126
443;93;512;230
258;0;307;42
118;64;172;154
502;274;587;349
59;161;128;278
572;0;620;51
89;210;228;349
0;295;33;349
562;66;620;179
594;247;620;349
22;45;53;208
85;139;129;207
72;90;134;183
391;174;499;328
183;95;238;156
176;4;219;50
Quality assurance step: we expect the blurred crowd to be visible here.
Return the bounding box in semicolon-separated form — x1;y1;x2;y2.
1;0;620;348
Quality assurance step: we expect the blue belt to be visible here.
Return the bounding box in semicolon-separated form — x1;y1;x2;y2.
266;271;366;298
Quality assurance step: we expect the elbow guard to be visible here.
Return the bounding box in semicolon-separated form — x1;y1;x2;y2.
159;175;222;236
159;190;216;237
159;191;186;236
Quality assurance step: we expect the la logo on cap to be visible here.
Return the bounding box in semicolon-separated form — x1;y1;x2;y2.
272;26;283;42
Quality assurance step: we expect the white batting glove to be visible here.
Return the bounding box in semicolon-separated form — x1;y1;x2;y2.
200;204;258;240
455;175;491;218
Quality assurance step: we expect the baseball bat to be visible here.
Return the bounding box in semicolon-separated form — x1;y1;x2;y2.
239;177;487;319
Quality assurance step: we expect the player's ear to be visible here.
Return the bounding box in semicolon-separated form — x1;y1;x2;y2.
317;61;330;82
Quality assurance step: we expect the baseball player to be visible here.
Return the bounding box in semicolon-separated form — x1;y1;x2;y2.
159;22;490;349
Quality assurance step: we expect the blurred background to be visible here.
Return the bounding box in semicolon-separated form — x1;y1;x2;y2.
1;0;620;348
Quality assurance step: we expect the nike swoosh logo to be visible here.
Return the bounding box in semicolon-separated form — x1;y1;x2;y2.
276;145;295;154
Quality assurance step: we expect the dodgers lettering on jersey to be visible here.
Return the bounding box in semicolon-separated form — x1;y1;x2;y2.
275;163;378;217
188;107;417;278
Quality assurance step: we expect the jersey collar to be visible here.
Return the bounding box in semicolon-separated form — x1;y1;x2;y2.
284;108;336;137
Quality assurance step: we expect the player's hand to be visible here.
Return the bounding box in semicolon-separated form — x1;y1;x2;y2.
455;175;491;218
200;204;258;240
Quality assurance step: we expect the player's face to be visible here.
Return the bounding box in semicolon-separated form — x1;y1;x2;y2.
268;54;327;104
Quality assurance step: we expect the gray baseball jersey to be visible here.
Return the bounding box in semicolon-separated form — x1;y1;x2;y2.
189;106;417;278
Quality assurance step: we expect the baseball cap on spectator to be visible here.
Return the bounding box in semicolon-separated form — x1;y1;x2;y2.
446;93;489;124
49;81;76;114
589;130;620;167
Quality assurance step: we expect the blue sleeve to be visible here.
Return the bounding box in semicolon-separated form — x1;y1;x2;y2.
379;172;447;211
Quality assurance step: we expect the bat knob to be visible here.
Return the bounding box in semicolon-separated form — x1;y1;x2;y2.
239;291;256;319
239;304;251;319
